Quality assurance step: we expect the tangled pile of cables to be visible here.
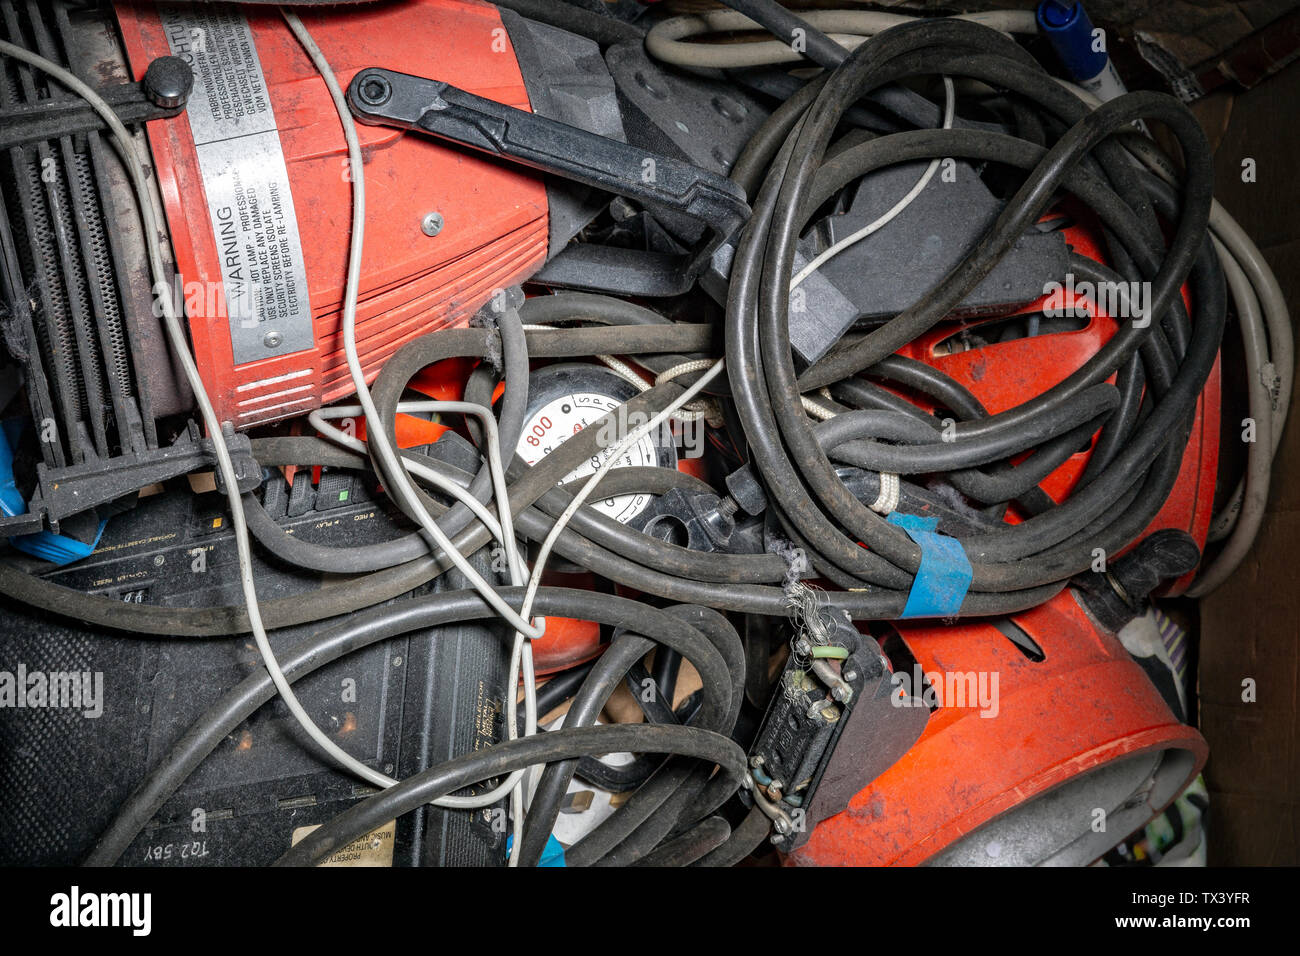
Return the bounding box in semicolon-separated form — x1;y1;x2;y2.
0;0;1289;868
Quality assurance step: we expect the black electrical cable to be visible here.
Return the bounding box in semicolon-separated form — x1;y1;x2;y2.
756;94;1204;586
632;815;732;867
274;723;747;867
722;17;1220;605
528;660;597;721
518;603;745;866
86;587;735;866
692;804;773;867
716;0;849;71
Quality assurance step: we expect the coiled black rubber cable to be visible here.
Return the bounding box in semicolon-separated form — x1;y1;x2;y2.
565;604;746;866
723;19;1220;603
519;604;745;866
86;588;733;866
275;723;747;867
633;815;732;867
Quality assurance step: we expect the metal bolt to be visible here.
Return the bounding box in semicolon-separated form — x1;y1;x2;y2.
749;755;765;768
773;817;791;835
831;685;849;702
356;73;392;107
263;330;283;349
421;211;445;237
153;554;165;567
843;669;858;683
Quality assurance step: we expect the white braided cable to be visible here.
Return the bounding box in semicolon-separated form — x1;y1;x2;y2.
869;473;901;515
654;358;717;385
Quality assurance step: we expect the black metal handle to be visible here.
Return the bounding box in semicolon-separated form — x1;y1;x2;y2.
346;67;750;241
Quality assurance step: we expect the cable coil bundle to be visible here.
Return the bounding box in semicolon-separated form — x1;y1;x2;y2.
0;1;1290;868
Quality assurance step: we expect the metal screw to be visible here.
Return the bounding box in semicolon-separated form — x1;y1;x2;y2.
843;669;858;683
831;685;849;702
773;817;791;835
263;330;283;349
421;211;444;237
749;755;765;768
153;554;165;567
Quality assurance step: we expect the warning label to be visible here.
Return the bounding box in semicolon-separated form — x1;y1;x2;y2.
161;4;313;364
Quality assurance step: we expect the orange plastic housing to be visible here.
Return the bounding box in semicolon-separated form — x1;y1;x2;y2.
789;589;1208;866
114;0;548;426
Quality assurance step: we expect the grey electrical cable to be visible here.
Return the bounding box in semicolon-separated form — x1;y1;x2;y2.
1057;79;1293;593
645;9;1037;70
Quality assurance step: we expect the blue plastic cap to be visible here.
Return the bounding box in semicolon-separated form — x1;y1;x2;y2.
1038;1;1077;29
1036;1;1109;82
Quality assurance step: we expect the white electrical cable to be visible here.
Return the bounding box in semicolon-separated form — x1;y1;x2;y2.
280;11;540;863
308;403;539;820
800;394;838;421
0;38;407;797
793;75;956;288
308;403;515;567
655;359;718;385
280;12;543;643
870;472;901;515
595;353;712;422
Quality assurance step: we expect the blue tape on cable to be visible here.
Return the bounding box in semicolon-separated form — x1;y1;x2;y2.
886;512;972;619
0;420;107;566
